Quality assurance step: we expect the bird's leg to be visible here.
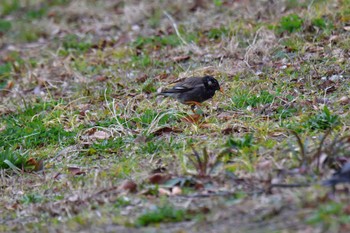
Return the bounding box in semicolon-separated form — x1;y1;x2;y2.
191;104;196;113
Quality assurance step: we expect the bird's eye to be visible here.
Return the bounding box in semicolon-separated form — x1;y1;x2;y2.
208;80;212;85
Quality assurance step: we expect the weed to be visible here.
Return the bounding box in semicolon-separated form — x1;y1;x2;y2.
184;147;227;177
26;7;47;20
277;14;304;33
207;27;229;39
21;193;43;204
226;134;254;149
0;148;28;170
0;102;76;149
0;0;20;16
307;202;350;230
61;34;92;53
303;106;340;131
114;197;131;208
0;62;12;88
136;204;188;226
89;137;125;155
213;0;223;7
231;90;275;109
0;19;11;34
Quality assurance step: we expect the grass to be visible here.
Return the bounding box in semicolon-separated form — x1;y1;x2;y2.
1;0;350;232
135;204;189;226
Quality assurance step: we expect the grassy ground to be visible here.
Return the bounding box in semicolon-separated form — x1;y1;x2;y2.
1;0;350;232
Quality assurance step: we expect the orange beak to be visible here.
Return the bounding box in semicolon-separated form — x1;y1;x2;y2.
219;87;224;94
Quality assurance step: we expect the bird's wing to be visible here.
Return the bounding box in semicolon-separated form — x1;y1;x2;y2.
167;77;204;93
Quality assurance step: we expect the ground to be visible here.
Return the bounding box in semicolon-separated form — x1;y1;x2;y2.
1;0;350;232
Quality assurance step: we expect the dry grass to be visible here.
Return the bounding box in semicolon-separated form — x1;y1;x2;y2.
1;0;350;232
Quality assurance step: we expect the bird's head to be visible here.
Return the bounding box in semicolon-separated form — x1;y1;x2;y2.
203;76;223;93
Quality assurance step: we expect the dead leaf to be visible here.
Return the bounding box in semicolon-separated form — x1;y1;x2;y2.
153;127;182;136
136;74;149;83
172;55;190;62
159;188;171;196
68;194;79;202
93;75;108;82
67;167;86;176
155;73;169;80
181;114;202;124
26;158;44;171
217;112;233;121
338;96;350;105
172;186;182;195
90;130;110;140
221;126;239;135
148;173;171;184
118;180;137;193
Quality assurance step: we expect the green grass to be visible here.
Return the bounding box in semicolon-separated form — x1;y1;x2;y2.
277;14;304;34
302;106;340;131
136;204;189;226
0;102;76;150
1;0;350;232
307;202;350;231
231;90;275;109
0;148;28;170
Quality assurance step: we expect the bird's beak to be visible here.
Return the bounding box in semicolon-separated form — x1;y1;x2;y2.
219;87;224;94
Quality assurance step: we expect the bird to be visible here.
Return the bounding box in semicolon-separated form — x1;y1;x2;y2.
157;76;223;111
323;161;350;188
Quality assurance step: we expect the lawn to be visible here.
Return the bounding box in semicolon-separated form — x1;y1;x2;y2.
1;0;350;232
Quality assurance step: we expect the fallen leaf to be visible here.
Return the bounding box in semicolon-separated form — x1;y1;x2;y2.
181;114;202;124
217;112;233;121
68;194;79;202
155;73;169;80
171;186;182;195
93;75;108;82
148;173;171;184
90;130;110;140
153;127;182;136
172;55;190;62
118;180;137;193
67;167;86;176
136;74;149;83
159;188;171;196
338;96;350;104
26;158;44;171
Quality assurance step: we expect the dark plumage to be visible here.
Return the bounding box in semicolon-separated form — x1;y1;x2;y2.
157;76;222;107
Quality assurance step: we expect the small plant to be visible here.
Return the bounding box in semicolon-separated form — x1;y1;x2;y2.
21;193;43;204
0;0;20;16
136;204;188;226
213;0;223;7
277;14;304;33
114;197;131;208
0;102;76;149
0;19;11;34
26;7;47;20
0;148;28;170
185;147;227;177
303;106;339;131
207;27;229;39
226;134;254;149
89;138;125;155
231;90;275;109
306;201;350;230
61;34;92;53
